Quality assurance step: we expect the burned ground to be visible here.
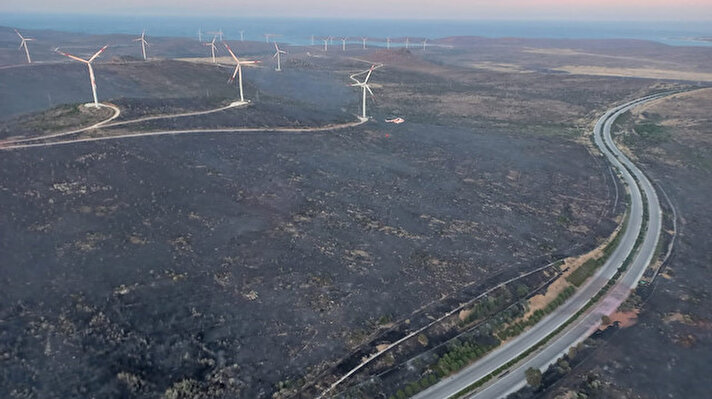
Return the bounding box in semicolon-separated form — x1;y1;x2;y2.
1;33;707;399
0;116;617;398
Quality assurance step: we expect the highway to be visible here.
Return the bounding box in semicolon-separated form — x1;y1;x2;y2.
413;94;666;399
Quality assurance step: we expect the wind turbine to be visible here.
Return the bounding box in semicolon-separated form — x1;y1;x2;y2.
224;43;259;103
422;39;428;50
15;29;35;64
341;37;347;51
55;45;108;108
361;37;367;49
198;28;203;42
134;30;149;61
264;33;275;43
273;42;287;71
322;38;329;52
386;37;391;49
204;37;218;63
239;30;245;41
211;29;224;41
405;37;410;49
311;35;315;46
350;64;381;121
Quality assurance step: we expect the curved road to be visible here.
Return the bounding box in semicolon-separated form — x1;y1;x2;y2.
1;101;247;146
3;103;121;145
413;94;666;399
0;118;367;151
0;104;367;151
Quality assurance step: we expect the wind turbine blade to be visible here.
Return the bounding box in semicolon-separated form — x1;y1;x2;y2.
366;85;374;97
14;29;24;40
364;66;375;83
57;50;89;63
88;45;108;63
224;43;239;62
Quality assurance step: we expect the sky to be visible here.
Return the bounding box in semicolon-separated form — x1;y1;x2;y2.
1;0;711;21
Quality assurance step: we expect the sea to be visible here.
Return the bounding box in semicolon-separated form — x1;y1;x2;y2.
1;14;711;47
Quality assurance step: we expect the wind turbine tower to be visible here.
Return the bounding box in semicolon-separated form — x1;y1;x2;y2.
422;39;428;50
405;37;410;49
350;64;380;121
15;29;35;64
134;30;149;61
204;37;218;63
224;43;259;103
198;28;203;42
386;37;390;49
239;30;245;41
273;42;287;71
55;45;108;108
361;37;367;49
341;37;347;51
323;38;329;52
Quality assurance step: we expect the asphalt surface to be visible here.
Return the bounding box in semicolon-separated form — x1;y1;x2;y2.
413;94;665;399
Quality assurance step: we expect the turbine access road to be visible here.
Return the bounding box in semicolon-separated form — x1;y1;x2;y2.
413;93;666;399
0;103;367;151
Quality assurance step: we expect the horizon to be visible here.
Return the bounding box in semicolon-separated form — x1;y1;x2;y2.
3;13;711;49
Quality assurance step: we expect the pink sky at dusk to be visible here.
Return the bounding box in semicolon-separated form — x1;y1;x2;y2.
2;0;711;20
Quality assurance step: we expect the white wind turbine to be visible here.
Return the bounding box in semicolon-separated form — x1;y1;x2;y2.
361;37;368;49
422;38;428;50
204;37;218;63
55;45;108;108
322;37;329;52
239;30;245;41
264;33;276;43
405;37;410;49
273;42;287;71
15;29;35;64
341;37;347;51
311;35;315;46
224;43;259;103
134;30;149;61
350;64;381;121
198;28;203;42
386;37;391;49
209;29;224;41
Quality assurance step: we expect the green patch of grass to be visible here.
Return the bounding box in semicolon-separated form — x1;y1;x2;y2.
632;122;671;145
567;257;603;287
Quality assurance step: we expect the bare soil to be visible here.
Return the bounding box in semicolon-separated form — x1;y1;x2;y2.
1;32;709;399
